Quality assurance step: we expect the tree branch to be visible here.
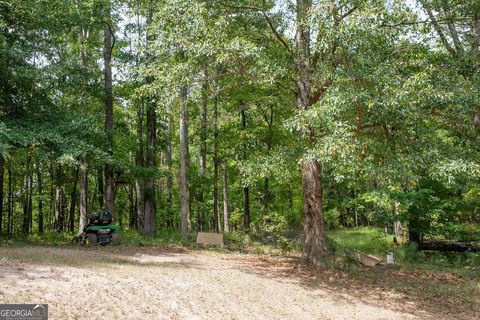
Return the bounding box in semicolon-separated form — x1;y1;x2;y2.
103;20;115;54
309;78;333;106
380;17;472;28
217;1;265;12
336;5;358;24
218;1;292;54
419;0;456;56
262;13;292;54
440;0;464;54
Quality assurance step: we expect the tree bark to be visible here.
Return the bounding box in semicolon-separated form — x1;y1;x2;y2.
36;162;43;234
143;95;157;236
260;104;274;211
301;161;327;263
393;202;402;241
22;154;32;234
7;159;12;236
0;155;4;233
222;162;229;232
141;8;156;236
135;104;144;232
198;69;208;231
166;109;173;229
54;166;65;232
78;165;88;234
421;1;456;56
179;84;191;239
213;94;220;233
127;183;135;228
97;168;104;209
440;0;463;54
241;108;250;230
78;23;89;235
69;167;79;232
295;0;328;264
420;241;480;252
103;0;115;217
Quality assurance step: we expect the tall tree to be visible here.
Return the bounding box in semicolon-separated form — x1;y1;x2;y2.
179;84;191;239
213;93;220;233
198;69;208;231
222;162;229;232
141;8;157;236
54;166;65;232
69;168;79;232
103;0;115;216
36;161;44;234
0;155;4;233
135;103;145;231
7;160;12;236
241;108;250;230
166;107;174;229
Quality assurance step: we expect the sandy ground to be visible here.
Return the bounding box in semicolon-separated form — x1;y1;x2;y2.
0;246;468;320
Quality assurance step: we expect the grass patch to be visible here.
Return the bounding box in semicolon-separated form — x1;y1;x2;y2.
327;227;394;257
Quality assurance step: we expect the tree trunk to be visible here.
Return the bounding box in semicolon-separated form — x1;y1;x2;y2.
301;161;327;264
408;221;421;244
22;154;32;234
213;94;220;233
141;8;156;236
420;241;480;252
0;155;4;233
78;165;88;234
198;69;208;231
222;162;229;232
36;162;43;234
54;166;65;232
295;0;328;264
48;165;54;231
103;0;115;217
241;109;250;230
127;183;136;228
418;241;480;252
78;24;89;236
393;201;402;241
135;102;144;231
69;167;79;232
142;96;157;236
179;84;191;239
166;109;173;229
97;168;104;209
261;105;274;212
7;159;12;236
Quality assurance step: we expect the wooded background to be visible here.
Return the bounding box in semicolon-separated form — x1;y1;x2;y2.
1;0;479;263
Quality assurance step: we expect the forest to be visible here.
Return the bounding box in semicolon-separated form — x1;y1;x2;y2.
0;0;480;318
2;0;480;259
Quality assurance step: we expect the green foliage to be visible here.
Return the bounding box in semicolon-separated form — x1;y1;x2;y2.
328;227;394;257
324;208;342;230
1;0;479;263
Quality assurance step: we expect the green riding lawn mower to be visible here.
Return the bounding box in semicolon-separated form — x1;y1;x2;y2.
73;211;121;246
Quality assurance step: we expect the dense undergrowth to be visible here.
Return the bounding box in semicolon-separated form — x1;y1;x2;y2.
2;227;479;271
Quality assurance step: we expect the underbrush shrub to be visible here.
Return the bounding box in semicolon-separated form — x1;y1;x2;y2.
396;243;426;263
324;208;342;230
324;236;358;271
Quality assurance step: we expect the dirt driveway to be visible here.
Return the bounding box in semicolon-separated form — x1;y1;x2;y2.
0;246;470;319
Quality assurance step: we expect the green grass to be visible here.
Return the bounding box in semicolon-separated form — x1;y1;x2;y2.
327;227;395;257
327;226;480;270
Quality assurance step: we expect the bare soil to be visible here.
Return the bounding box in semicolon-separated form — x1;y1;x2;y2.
0;245;476;319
